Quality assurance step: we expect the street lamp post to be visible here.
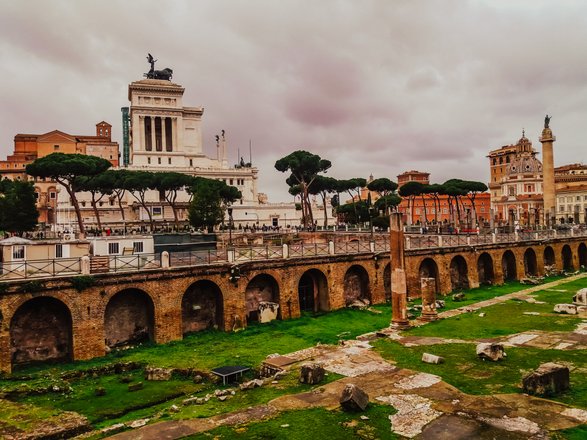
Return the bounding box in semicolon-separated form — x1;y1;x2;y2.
228;207;233;248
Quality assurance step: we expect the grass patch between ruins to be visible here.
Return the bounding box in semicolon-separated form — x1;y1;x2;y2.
182;404;398;440
373;340;587;408
406;277;586;339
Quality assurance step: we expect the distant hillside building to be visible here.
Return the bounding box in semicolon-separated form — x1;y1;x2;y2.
0;122;119;225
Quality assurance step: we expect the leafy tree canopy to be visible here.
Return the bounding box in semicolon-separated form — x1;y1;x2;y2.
0;179;39;233
398;181;425;197
367;177;398;194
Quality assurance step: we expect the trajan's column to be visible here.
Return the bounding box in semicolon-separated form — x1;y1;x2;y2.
540;115;556;226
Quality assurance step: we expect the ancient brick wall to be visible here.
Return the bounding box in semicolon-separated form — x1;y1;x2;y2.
1;236;585;373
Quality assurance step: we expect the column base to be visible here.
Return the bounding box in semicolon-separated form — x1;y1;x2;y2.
391;320;411;330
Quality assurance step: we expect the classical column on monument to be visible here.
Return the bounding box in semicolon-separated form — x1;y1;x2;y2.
390;212;410;329
540;115;556;227
420;277;438;322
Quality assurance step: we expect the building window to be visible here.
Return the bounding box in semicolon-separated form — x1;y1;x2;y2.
108;242;119;255
54;145;59;151
189;159;193;167
443;208;448;214
158;157;161;165
56;244;63;258
34;192;39;200
230;179;234;185
49;192;56;199
133;241;144;253
12;245;25;260
168;157;171;165
148;157;151;164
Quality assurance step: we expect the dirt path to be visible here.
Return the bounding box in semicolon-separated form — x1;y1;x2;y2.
106;275;587;439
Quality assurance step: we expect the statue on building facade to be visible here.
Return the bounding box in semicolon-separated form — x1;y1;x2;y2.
544;114;551;128
144;53;173;81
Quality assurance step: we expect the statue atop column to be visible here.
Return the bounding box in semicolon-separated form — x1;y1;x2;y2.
544;114;551;128
144;53;173;81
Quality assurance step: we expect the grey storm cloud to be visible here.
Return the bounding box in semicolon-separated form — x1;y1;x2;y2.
0;0;586;201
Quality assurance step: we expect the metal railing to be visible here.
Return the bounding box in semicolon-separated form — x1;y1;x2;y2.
289;242;330;258
2;227;586;282
0;257;82;280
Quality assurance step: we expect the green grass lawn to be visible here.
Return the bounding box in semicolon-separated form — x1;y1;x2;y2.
373;340;587;408
2;275;585;436
183;405;397;440
406;277;587;339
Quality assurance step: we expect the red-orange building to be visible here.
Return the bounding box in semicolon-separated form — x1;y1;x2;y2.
0;122;119;225
396;170;491;227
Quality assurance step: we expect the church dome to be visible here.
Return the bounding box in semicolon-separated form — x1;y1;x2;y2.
507;154;542;175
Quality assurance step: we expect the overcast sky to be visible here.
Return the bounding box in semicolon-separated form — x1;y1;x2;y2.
1;0;586;201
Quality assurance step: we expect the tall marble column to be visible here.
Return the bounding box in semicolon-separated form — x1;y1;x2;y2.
150;117;156;153
540;116;556;227
390;212;410;329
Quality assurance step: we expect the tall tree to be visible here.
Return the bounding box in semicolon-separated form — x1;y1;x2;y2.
399;181;424;225
309;175;338;228
106;169;130;226
0;179;39;234
155;172;196;229
275;150;331;229
368;177;399;214
75;172;116;231
26;153;111;235
122;171;157;231
188;178;241;232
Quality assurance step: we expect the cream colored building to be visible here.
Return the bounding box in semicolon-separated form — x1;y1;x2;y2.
555;164;587;224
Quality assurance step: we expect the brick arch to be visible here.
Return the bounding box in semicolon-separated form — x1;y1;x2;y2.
10;296;73;368
419;258;439;293
182;280;224;334
477;252;494;285
579;242;587;269
562;244;574;271
544;246;556;267
502;250;517;281
297;268;329;313
244;273;280;323
343;264;370;306
104;288;155;348
524;248;538;276
449;255;469;291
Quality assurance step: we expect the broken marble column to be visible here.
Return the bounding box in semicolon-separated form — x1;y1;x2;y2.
390;212;410;329
420;277;438;322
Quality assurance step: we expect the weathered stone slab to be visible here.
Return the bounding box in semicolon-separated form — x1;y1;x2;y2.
476;343;506;361
522;362;570;396
339;383;369;411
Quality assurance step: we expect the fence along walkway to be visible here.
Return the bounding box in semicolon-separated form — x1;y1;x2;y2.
2;228;585;281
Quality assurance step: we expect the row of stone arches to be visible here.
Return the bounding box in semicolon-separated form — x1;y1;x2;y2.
418;243;587;293
8;264;377;368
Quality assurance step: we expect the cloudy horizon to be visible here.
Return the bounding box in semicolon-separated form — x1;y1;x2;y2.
1;0;586;202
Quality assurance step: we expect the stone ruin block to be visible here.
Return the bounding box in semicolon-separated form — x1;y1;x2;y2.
340;383;369;411
476;342;506;362
299;363;325;385
145;366;173;381
573;288;587;306
258;301;280;323
553;304;578;315
422;353;445;364
522;362;570;396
